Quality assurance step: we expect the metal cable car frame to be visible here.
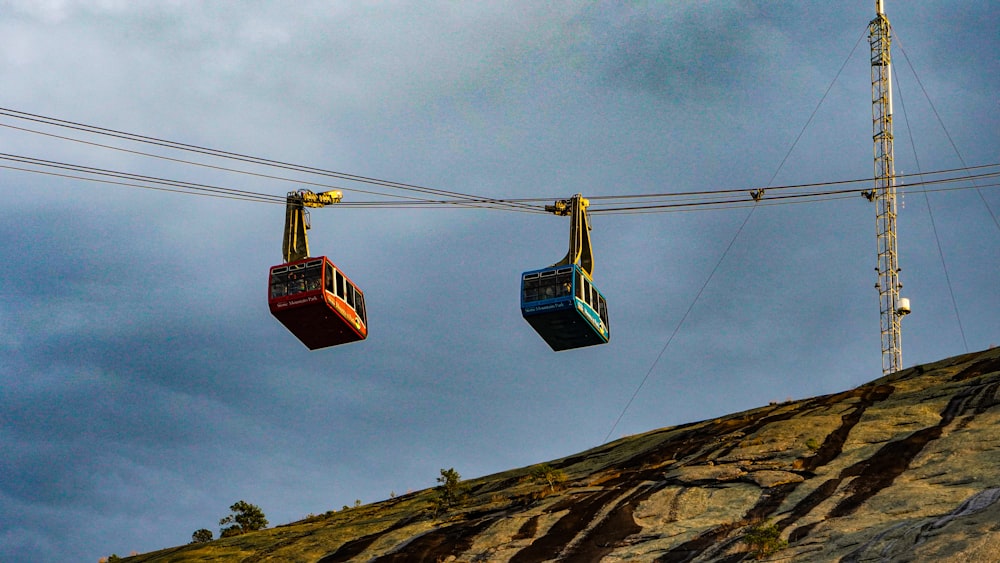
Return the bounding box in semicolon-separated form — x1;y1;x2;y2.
268;190;369;350
520;194;610;351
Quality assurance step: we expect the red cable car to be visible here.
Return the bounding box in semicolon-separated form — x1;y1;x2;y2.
268;256;367;349
268;190;368;350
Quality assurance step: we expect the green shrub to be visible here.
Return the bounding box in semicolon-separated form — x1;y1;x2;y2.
743;521;787;559
218;500;268;537
530;463;568;493
431;468;470;513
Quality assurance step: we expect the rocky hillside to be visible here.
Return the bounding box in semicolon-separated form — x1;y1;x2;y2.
129;347;1000;562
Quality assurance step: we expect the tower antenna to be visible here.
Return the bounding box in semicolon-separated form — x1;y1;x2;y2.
869;0;910;375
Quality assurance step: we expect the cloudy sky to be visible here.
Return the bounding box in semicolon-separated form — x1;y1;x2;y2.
1;1;998;560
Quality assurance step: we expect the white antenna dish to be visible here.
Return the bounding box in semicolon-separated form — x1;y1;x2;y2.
897;297;911;316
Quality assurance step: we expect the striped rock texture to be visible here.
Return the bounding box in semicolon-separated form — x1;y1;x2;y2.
132;347;1000;562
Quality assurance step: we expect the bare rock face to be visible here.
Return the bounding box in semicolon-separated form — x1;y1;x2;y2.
131;347;1000;562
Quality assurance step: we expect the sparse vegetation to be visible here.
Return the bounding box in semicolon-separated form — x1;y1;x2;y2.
743;521;788;559
219;500;268;537
88;350;1000;562
191;528;213;543
530;463;568;493
432;467;470;513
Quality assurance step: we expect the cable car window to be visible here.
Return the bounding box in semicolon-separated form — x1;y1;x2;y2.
336;270;346;299
522;275;537;302
288;276;306;295
270;281;286;298
304;261;322;291
555;270;572;298
541;270;556;299
355;292;366;325
523;270;571;302
270;269;286;298
523;274;544;302
555;267;572;298
346;282;356;311
325;263;334;293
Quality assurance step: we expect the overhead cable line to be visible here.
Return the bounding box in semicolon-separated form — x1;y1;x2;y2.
0;152;544;210
587;168;1000;214
894;35;1000;233
0;107;539;212
607;25;883;442
591;180;1000;215
759;26;868;200
0;156;539;210
3;149;996;212
0;163;281;203
0;120;540;213
2;107;997;215
585;163;1000;205
893;42;969;353
0;153;284;204
603;204;761;443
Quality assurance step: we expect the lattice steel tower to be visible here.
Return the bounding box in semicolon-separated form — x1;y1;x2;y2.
869;0;909;375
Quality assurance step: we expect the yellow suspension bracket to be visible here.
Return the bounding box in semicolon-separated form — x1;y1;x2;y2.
282;189;343;263
546;193;594;279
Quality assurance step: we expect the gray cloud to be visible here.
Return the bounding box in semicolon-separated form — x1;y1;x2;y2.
1;1;998;560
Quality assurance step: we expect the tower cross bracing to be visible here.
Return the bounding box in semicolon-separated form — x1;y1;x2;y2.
870;0;905;375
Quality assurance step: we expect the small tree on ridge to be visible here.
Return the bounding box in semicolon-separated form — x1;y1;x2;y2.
219;500;268;537
432;467;469;513
531;463;568;493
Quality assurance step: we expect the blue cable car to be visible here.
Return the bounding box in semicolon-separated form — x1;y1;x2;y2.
521;264;609;351
521;194;610;351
